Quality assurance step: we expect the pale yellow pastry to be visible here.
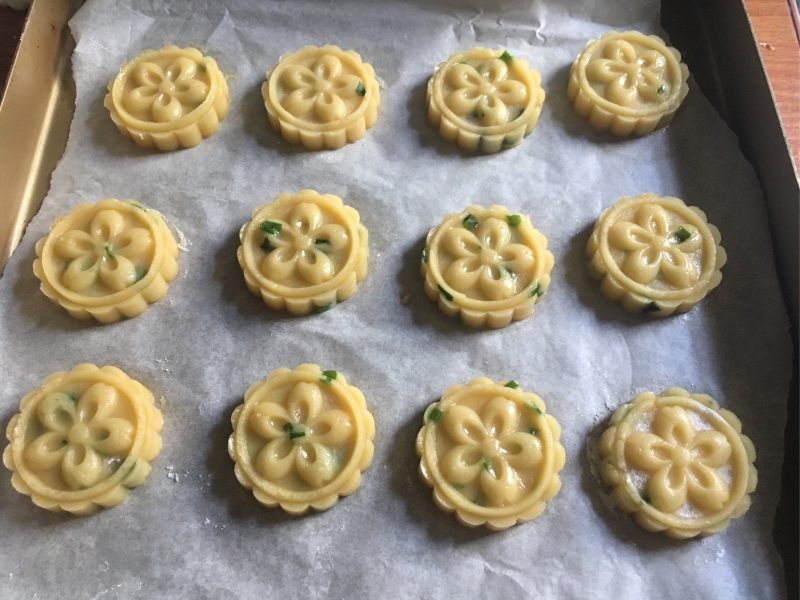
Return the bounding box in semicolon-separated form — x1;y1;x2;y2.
262;45;380;150
228;364;375;514
237;189;368;315
598;388;757;539
427;48;545;153
416;377;565;530
568;31;689;136
33;199;179;324
105;45;230;151
3;364;163;516
421;205;553;328
587;193;725;316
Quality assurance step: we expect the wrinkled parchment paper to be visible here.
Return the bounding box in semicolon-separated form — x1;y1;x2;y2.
0;0;792;598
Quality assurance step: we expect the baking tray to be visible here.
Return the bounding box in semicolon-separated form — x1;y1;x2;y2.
0;0;796;594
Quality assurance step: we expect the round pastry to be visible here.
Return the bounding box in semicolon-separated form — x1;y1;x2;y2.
237;189;368;315
587;193;725;316
421;204;553;328
228;364;375;514
33;199;179;324
567;31;689;136
427;47;545;153
416;377;565;530
262;45;380;150
3;364;163;515
105;45;229;151
598;388;757;538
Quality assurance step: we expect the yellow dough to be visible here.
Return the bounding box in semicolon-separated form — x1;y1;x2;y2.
228;365;375;514
237;189;368;315
262;45;380;150
105;45;230;151
421;204;553;328
568;31;689;136
3;364;163;516
33;199;179;324
416;377;565;530
598;388;757;539
427;47;545;153
587;193;726;316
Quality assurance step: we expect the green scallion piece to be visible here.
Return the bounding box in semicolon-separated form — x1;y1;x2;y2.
283;422;293;432
673;226;691;243
356;81;366;96
289;431;305;439
529;427;538;436
314;302;333;314
499;50;513;63
462;214;479;231
314;238;329;246
321;370;338;383
129;201;147;211
527;403;543;415
643;301;660;313
260;221;282;236
483;457;492;472
657;84;667;95
428;407;443;423
438;284;453;301
504;380;520;389
421;248;429;264
66;391;79;402
104;245;114;259
529;282;543;298
506;214;522;227
135;265;148;282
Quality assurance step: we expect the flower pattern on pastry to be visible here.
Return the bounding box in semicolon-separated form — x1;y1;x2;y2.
427;48;545;153
105;45;229;151
421;205;553;328
229;365;375;514
33;199;179;324
568;31;689;136
237;190;368;315
262;45;380;150
587;194;725;316
597;388;757;538
416;377;565;530
3;364;163;515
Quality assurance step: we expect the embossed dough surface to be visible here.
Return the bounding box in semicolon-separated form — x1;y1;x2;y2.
0;1;791;599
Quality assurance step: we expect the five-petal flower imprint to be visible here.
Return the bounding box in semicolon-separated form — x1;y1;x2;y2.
55;209;153;294
260;202;349;285
445;58;529;126
123;57;209;123
625;406;732;513
608;203;701;288
586;39;668;107
280;55;364;123
24;384;134;491
249;382;353;488
440;397;541;506
442;217;534;300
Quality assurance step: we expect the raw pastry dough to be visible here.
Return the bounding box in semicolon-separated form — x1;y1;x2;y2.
237;189;368;315
105;45;229;151
33;199;179;323
598;388;757;538
262;45;380;150
421;204;553;328
587;193;725;316
228;364;375;514
427;47;545;153
3;364;163;516
568;31;689;136
416;377;565;530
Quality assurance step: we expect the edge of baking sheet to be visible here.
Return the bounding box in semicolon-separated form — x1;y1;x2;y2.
662;0;799;595
0;0;82;274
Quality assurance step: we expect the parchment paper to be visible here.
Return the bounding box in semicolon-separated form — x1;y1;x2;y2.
0;0;792;598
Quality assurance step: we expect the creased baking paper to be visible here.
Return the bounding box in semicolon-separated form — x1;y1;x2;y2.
0;0;791;598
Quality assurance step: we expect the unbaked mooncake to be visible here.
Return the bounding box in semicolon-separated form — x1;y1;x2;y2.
105;45;229;151
421;204;553;328
427;47;545;153
229;365;375;514
587;193;725;316
3;364;163;515
262;45;380;150
568;31;689;136
33;199;179;323
598;388;757;538
237;189;368;315
417;377;565;530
